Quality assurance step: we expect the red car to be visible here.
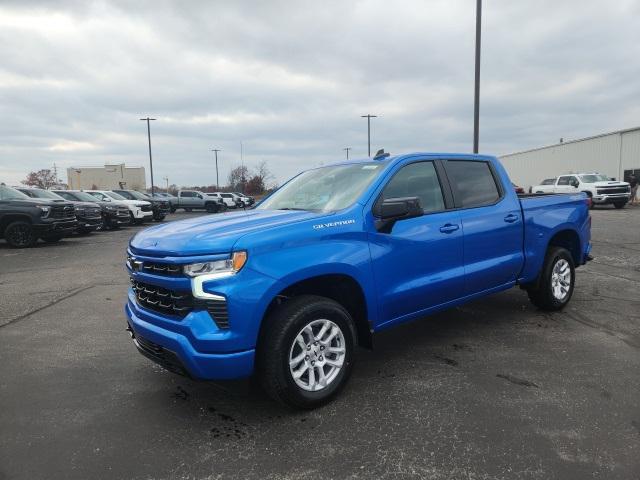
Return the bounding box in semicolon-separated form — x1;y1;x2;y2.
512;182;525;194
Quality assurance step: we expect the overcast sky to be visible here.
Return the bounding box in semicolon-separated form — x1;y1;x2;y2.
1;0;639;188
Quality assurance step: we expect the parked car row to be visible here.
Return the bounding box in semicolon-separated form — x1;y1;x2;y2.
0;185;174;248
531;173;631;208
151;190;255;213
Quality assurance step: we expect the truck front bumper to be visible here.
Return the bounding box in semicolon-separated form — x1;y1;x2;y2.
125;300;255;380
132;208;154;220
592;194;630;204
33;218;78;236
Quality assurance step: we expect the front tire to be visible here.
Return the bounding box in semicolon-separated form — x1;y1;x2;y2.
4;221;36;248
527;246;575;311
257;295;355;409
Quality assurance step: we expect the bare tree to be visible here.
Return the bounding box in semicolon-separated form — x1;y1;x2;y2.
228;165;249;191
22;169;57;189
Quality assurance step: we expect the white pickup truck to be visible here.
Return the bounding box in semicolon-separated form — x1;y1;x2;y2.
532;173;631;209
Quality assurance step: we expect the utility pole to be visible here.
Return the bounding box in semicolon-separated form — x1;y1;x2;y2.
361;114;377;156
473;0;482;153
140;117;156;194
240;142;245;194
343;147;352;160
211;149;221;190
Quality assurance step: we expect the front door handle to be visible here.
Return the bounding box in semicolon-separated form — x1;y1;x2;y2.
504;213;519;223
439;223;460;234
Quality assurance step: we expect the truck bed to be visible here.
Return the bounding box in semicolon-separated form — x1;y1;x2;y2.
517;192;591;283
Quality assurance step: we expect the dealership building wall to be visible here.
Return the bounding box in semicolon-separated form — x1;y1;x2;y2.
67;164;146;190
499;127;640;189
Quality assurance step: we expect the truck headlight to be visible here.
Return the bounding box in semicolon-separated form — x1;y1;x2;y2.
38;206;51;218
183;251;247;278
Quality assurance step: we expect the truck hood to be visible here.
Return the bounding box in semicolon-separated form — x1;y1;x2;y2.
119;199;150;207
129;209;326;256
5;198;69;207
593;181;629;187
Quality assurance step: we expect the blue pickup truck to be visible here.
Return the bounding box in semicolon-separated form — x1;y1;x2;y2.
125;152;591;408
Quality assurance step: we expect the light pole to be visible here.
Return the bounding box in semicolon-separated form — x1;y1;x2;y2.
473;0;482;153
140;117;156;194
343;147;352;160
163;176;169;192
211;149;221;190
361;114;377;156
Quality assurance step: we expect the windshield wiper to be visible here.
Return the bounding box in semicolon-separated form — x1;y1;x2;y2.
278;207;309;211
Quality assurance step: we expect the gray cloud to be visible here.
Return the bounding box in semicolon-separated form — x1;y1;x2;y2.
1;0;639;187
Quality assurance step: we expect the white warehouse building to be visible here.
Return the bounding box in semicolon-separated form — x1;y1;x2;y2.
499;126;640;190
66;164;146;191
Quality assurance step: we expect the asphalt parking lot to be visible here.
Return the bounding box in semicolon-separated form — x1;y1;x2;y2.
1;207;639;480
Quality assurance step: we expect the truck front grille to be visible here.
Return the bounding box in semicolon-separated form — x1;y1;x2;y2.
597;186;630;195
77;207;101;218
131;280;192;317
142;261;182;275
127;255;183;276
51;205;76;219
141;204;152;212
131;279;230;328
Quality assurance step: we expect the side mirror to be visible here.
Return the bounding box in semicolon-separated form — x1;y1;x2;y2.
373;196;423;233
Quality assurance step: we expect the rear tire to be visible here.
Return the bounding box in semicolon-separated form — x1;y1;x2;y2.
257;295;355;409
4;221;36;248
614;202;626;209
205;203;217;213
184;208;192;212
527;246;575;311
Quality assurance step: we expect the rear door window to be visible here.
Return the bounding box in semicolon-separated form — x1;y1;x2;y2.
445;160;501;208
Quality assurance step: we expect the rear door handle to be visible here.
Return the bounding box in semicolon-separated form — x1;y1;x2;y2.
504;213;519;223
439;223;460;234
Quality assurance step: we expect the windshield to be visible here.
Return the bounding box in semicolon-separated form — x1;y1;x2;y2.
105;191;126;200
87;191;111;201
22;189;64;200
0;185;31;200
73;191;100;202
256;162;385;212
579;174;610;183
130;191;150;200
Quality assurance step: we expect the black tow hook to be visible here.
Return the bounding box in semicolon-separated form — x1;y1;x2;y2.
126;324;135;339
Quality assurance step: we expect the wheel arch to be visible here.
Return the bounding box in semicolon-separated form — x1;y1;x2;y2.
260;273;373;349
1;214;32;236
547;228;581;266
